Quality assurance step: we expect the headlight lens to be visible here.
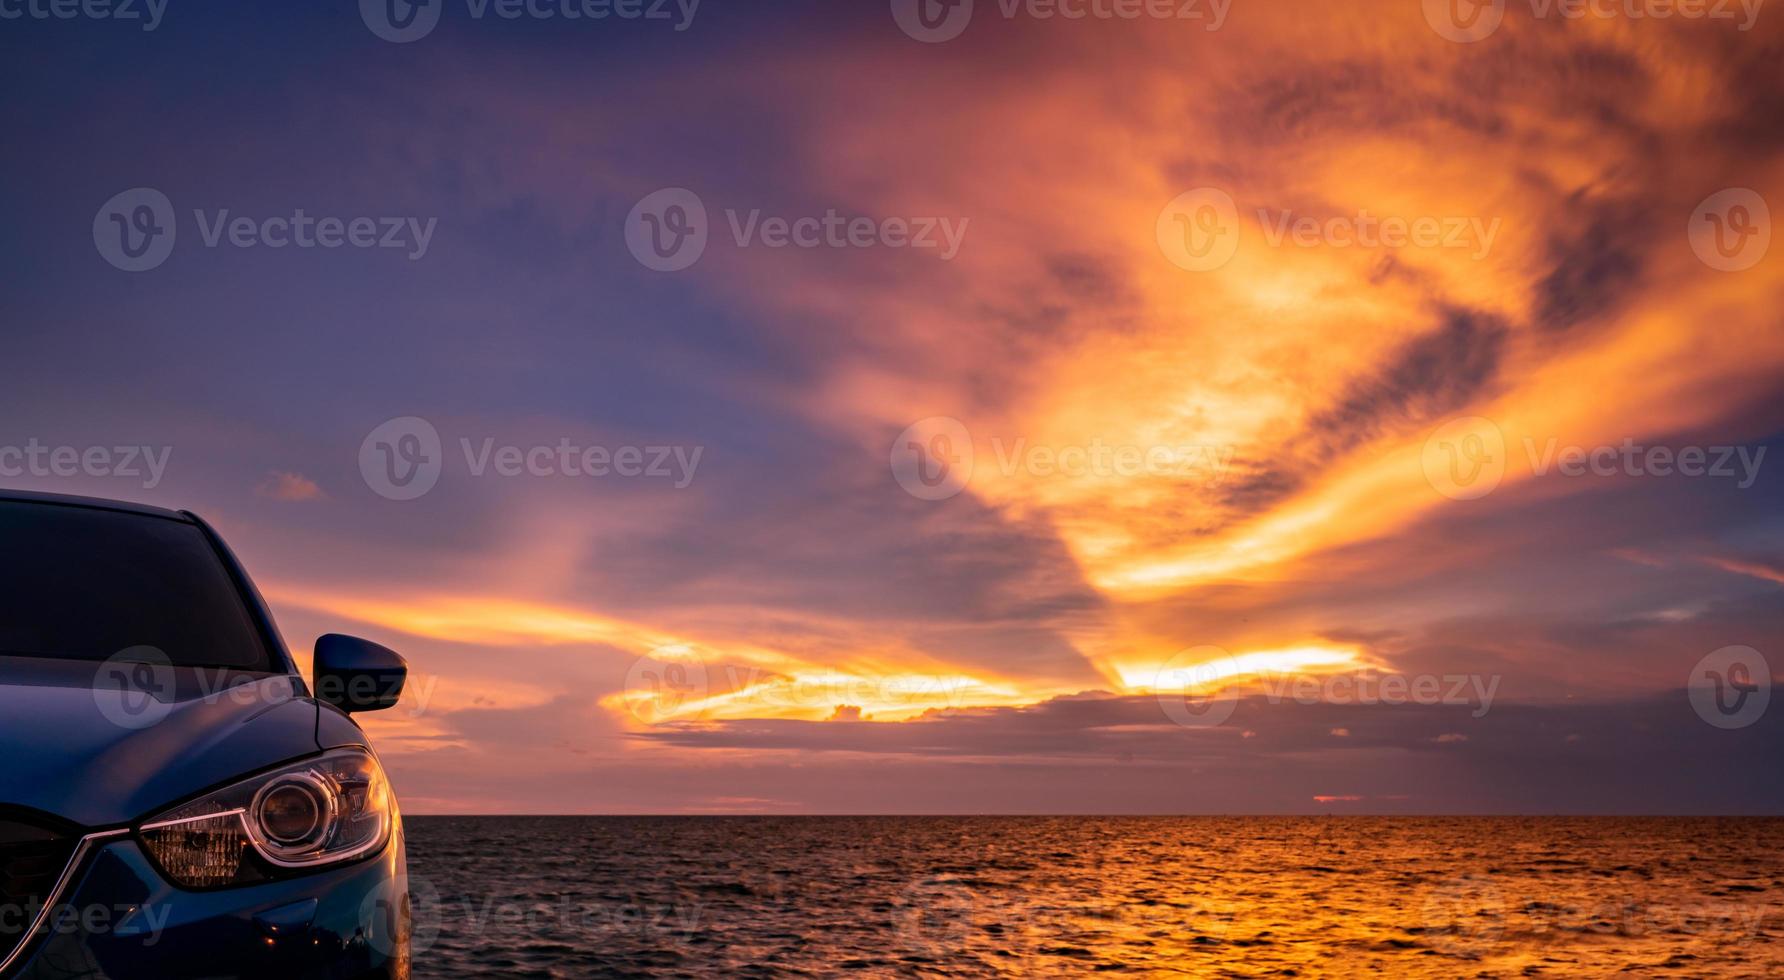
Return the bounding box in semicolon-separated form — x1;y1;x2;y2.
140;747;392;888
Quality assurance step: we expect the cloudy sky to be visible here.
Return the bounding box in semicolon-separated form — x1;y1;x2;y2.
3;0;1781;812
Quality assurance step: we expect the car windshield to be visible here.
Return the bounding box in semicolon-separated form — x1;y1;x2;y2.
0;500;273;671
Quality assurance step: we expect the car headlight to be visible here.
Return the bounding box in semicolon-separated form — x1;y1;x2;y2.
139;747;392;888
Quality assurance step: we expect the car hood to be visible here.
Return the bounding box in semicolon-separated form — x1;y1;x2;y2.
0;656;327;828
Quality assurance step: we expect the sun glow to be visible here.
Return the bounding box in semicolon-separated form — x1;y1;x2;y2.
603;669;1034;726
1118;645;1370;695
270;585;1046;726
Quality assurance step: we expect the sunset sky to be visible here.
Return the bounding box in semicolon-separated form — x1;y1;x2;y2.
3;0;1782;812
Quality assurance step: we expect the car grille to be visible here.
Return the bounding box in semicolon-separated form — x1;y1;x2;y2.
0;818;79;968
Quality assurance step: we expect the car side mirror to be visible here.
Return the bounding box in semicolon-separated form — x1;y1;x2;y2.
313;633;407;713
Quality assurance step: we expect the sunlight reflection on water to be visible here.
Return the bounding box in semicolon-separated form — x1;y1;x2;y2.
406;816;1784;977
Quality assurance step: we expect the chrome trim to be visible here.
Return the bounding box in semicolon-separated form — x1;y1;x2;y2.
0;829;129;977
138;807;246;832
251;773;335;853
138;749;392;872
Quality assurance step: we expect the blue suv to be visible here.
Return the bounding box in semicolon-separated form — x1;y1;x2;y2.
0;490;412;979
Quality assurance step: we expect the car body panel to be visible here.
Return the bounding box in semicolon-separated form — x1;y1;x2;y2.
0;658;323;828
11;831;408;979
0;491;408;979
316;701;374;751
0;489;187;524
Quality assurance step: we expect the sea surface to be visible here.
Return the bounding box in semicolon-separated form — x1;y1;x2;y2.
405;816;1784;978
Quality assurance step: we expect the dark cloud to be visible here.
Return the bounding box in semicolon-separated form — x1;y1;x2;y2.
1216;309;1508;516
625;690;1784;813
1308;309;1507;444
1530;195;1647;334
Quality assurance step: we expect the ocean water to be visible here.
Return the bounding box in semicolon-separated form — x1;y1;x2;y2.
404;816;1784;977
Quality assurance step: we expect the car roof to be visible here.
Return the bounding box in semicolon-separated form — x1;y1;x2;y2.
0;488;193;523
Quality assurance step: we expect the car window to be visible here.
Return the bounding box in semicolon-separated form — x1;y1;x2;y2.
0;501;273;671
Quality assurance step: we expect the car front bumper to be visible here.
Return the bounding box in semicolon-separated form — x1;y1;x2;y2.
5;828;409;980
